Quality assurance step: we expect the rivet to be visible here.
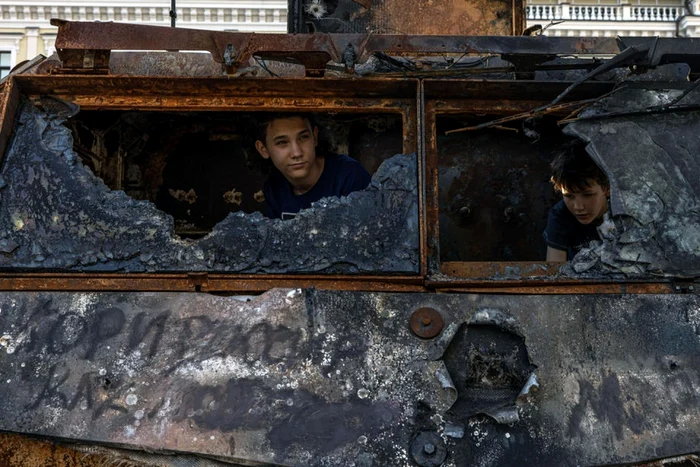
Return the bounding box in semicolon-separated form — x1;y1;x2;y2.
410;307;444;339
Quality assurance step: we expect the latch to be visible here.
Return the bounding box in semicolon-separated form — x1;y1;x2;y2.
53;49;110;75
187;272;208;292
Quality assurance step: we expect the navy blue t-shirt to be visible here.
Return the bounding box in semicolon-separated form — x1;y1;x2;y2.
543;199;600;260
263;153;371;219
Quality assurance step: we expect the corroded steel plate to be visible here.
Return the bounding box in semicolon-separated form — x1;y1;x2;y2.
0;290;698;465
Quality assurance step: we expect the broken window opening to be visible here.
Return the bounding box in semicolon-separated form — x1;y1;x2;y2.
436;84;700;279
67;111;404;238
0;101;419;274
438;114;573;262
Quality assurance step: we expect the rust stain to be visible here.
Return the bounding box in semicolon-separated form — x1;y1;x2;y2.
223;188;243;205
374;0;514;35
0;433;151;466
0;77;20;167
168;188;197;204
575;37;599;54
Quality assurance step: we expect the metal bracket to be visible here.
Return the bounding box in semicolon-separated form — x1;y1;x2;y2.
223;43;238;68
672;281;696;294
49;20;700;77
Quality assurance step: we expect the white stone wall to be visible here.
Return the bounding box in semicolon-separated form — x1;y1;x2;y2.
526;0;698;37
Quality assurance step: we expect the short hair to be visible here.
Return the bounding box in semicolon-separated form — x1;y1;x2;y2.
254;112;317;146
550;141;609;193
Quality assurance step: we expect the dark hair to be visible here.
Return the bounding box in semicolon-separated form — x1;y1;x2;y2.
254;112;317;146
550;141;609;193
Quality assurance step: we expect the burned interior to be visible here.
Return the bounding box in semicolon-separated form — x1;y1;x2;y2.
0;86;420;274
438;114;567;262
66;110;404;236
427;79;700;281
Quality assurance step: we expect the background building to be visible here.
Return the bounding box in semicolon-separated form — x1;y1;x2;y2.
526;0;700;38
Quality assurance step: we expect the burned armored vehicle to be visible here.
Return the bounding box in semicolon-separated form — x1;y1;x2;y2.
0;1;699;465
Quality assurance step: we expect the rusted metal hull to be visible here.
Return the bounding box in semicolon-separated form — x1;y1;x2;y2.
0;433;151;467
0;74;695;292
0;290;698;466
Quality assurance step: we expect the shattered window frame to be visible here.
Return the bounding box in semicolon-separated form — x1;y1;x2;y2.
0;75;424;289
423;79;696;287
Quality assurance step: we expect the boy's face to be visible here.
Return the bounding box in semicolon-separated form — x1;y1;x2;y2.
255;117;320;185
562;181;610;225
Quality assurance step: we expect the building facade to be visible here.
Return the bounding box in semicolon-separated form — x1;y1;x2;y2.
526;0;700;37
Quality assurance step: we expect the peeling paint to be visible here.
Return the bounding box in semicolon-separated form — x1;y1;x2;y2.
564;87;700;276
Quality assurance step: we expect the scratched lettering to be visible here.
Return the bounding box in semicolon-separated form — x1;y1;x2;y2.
25;362;70;410
49;312;88;355
172;315;215;361
128;311;169;358
82;306;126;360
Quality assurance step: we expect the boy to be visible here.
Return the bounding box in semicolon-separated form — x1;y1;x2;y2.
254;114;371;220
543;143;610;262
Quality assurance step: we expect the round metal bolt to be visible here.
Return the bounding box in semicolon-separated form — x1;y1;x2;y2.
410;307;444;339
409;431;447;467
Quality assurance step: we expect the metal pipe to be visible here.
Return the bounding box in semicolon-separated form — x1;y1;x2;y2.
170;0;176;27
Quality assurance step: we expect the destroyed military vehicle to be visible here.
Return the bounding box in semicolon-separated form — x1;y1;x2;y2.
0;1;698;465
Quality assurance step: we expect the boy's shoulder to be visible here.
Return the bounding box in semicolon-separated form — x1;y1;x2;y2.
324;153;369;178
549;199;573;223
325;152;363;168
320;153;371;194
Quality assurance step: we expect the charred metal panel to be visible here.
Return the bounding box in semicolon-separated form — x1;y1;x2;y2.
289;0;523;36
0;290;698;465
0;102;418;273
565;87;700;276
438;120;562;261
109;52;225;77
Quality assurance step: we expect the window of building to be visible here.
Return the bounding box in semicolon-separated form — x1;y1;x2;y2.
0;52;11;78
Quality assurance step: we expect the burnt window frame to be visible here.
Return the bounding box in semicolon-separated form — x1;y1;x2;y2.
0;75;425;292
422;78;674;292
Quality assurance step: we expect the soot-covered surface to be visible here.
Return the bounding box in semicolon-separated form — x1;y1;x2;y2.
0;290;698;466
438;125;561;261
564;87;700;277
0;102;419;273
